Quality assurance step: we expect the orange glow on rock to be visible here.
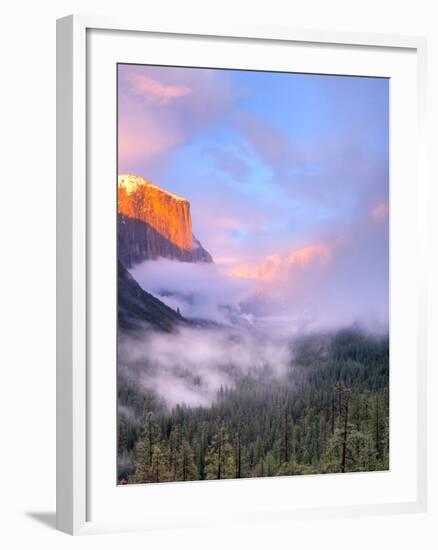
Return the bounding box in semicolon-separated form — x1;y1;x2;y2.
118;175;193;252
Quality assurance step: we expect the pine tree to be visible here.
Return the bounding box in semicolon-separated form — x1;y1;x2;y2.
143;411;160;465
234;430;242;479
262;452;277;477
150;445;168;483
176;440;198;481
168;425;181;481
205;423;235;480
135;440;149;483
340;385;351;473
134;411;161;483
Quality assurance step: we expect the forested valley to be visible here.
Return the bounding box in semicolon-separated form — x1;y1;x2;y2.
117;327;389;484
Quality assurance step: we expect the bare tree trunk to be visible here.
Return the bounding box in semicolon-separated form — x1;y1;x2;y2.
236;432;241;479
331;391;335;436
341;391;350;473
375;397;381;459
217;429;222;480
284;408;289;463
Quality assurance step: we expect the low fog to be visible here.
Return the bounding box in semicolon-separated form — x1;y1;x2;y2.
130;259;257;325
119;325;292;408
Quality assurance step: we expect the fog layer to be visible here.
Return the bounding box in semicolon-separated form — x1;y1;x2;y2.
119;325;292;407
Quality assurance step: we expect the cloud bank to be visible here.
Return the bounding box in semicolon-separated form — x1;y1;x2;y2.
130;259;257;325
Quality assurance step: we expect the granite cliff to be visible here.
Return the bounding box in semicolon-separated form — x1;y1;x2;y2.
118;175;213;267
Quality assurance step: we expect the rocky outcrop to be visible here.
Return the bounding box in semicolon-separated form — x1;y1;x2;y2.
192;235;214;263
118;175;213;267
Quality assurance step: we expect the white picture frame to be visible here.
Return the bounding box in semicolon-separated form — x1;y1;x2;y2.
56;14;428;535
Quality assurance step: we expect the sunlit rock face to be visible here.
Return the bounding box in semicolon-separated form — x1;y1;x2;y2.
118;175;213;267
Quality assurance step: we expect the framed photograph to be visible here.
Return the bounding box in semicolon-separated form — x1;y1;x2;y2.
57;15;428;535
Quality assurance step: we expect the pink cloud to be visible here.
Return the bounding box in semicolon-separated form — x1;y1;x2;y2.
371;202;389;222
118;65;237;172
118;111;183;165
126;73;192;104
231;243;332;282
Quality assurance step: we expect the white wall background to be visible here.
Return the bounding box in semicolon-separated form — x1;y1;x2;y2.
0;0;436;548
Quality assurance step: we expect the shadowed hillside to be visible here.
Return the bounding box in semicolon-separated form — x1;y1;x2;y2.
118;260;192;332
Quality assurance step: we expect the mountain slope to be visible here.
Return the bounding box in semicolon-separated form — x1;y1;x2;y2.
118;260;191;332
118;175;213;266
